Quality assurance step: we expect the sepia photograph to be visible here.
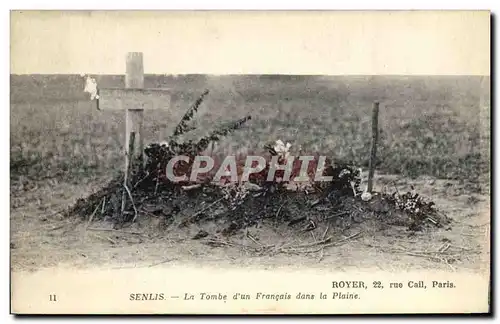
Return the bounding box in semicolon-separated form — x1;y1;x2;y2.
10;10;490;314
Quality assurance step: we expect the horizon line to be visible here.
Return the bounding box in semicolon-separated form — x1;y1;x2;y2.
9;73;489;77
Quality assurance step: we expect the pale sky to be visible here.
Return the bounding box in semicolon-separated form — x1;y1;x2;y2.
10;10;490;75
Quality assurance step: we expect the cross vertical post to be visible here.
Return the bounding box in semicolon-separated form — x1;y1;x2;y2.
124;52;145;178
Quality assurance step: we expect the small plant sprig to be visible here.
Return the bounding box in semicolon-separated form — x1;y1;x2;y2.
384;185;438;226
171;89;209;138
144;91;252;186
192;116;252;155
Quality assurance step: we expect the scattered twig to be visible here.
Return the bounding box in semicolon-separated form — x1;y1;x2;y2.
403;252;443;262
154;173;160;195
288;216;307;226
318;248;326;262
148;258;177;267
280;231;363;255
86;198;104;229
452;245;473;251
204;238;232;247
48;224;66;232
204;238;260;251
306;231;364;253
105;236;117;245
89;232;117;245
442;258;456;272
394;247;462;270
350;182;357;197
245;182;263;192
317;225;330;263
101;197;106;214
182;184;202;191
291;236;333;249
464;222;490;228
325;211;349;219
438;243;451;253
181;197;224;226
321;225;330;240
310;199;322;208
133;172;152;189
302;219;317;232
87;227;145;236
325;231;363;245
426;216;438;226
193;197;223;216
123;183;139;222
192;230;209;240
276;203;284;218
46;208;66;218
391;181;400;196
246;231;262;246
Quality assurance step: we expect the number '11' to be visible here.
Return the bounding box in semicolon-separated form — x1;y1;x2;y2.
49;294;57;302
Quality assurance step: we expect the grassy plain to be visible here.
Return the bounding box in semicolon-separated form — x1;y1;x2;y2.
10;74;489;191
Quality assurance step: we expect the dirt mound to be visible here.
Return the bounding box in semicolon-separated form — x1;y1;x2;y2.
64;90;451;240
64;168;451;241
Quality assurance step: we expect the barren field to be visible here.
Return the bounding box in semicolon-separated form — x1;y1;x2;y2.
10;75;490;273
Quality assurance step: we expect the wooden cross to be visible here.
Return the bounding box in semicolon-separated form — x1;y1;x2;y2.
96;52;171;180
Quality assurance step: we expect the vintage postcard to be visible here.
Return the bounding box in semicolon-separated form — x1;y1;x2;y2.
10;10;490;314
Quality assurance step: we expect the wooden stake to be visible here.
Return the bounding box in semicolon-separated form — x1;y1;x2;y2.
367;101;379;193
